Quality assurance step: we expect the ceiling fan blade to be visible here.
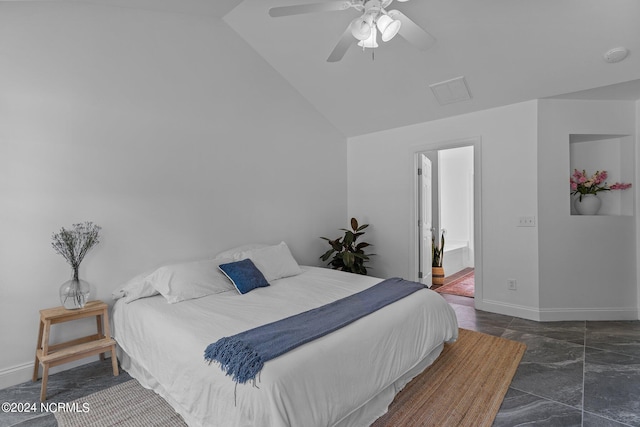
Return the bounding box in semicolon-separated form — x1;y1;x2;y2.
388;9;436;51
327;26;354;62
269;1;352;18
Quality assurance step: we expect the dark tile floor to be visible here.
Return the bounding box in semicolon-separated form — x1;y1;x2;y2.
2;294;639;426
445;293;640;427
0;361;131;427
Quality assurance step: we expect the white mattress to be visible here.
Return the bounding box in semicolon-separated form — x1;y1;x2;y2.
112;266;458;427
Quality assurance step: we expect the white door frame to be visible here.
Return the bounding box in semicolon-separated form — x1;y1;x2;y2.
418;153;433;286
408;137;483;304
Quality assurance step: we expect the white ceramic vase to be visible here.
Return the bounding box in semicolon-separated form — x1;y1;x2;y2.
574;194;601;215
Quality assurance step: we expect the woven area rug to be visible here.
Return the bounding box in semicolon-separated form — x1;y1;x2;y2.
435;269;475;298
56;329;524;427
372;328;526;427
55;379;187;427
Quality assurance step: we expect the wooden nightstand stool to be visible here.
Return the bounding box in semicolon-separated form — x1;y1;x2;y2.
33;300;119;401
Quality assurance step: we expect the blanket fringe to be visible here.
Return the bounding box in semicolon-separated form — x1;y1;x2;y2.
204;337;265;385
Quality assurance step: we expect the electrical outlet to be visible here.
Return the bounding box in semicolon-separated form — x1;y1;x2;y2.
517;216;536;227
507;279;517;290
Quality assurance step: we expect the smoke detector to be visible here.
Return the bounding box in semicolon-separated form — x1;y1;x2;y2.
603;47;629;63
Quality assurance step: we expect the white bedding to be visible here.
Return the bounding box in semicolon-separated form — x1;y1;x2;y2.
112;266;458;427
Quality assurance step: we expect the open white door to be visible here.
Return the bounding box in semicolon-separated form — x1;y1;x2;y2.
418;153;432;286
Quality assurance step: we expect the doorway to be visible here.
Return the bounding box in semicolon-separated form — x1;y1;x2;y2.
411;138;481;302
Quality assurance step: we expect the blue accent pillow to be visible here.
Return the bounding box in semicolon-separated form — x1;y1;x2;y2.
219;259;270;295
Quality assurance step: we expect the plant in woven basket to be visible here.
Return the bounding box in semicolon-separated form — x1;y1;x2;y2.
432;229;445;268
320;218;372;275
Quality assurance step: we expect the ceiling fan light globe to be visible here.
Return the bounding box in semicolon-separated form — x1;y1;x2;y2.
377;15;401;41
350;17;370;40
356;28;378;48
376;14;392;31
350;17;372;41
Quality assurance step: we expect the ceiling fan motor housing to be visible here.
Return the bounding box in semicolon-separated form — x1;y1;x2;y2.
364;0;384;14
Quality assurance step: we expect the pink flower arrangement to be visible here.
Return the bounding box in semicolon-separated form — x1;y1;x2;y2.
570;169;632;201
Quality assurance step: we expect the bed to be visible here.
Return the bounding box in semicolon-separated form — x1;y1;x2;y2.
111;242;458;427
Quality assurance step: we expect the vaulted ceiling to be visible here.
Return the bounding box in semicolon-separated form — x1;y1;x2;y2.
224;0;640;136
6;0;640;137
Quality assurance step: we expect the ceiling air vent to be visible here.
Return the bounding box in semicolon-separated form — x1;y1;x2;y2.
429;76;472;105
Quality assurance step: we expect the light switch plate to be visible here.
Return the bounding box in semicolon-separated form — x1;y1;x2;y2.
517;216;536;227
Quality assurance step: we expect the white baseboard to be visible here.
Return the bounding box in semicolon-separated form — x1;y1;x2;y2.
476;299;638;322
475;299;542;321
0;356;102;390
537;307;638;321
0;362;34;390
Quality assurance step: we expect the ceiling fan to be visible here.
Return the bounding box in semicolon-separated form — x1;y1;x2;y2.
269;0;436;62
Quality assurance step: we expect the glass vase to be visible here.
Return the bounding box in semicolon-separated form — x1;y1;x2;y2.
59;268;90;309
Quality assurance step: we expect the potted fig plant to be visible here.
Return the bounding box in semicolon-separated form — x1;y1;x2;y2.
432;229;445;286
320;218;372;275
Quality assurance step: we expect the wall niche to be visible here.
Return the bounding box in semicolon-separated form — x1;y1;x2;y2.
569;134;634;216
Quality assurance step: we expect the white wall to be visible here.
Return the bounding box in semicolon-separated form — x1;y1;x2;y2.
349;99;638;321
0;4;347;387
348;100;540;318
439;146;474;275
637;99;640;315
537;99;637;320
439;146;474;248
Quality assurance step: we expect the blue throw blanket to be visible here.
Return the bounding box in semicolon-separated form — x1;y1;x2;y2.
204;277;425;384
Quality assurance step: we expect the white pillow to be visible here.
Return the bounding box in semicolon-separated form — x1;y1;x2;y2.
112;270;159;303
148;259;236;303
238;242;302;282
214;243;269;260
